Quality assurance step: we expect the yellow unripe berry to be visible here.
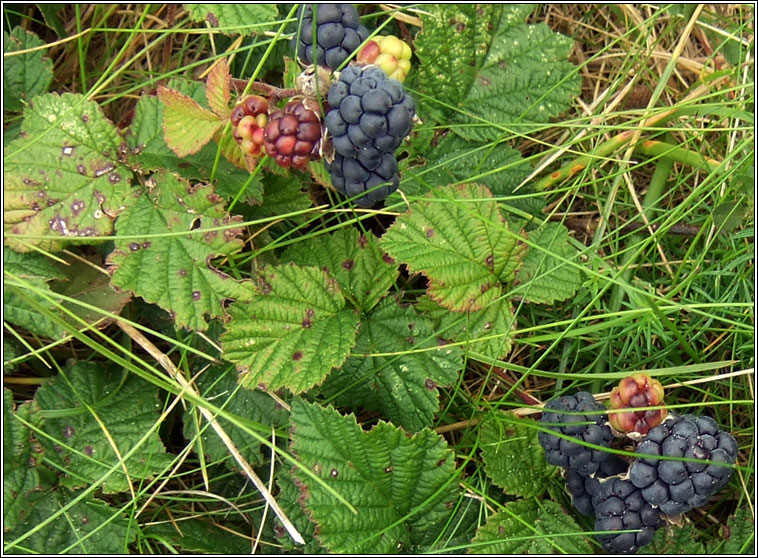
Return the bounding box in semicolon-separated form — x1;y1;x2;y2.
357;35;412;82
376;53;398;77
377;35;405;59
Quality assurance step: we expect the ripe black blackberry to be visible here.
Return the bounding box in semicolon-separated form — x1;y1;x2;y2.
593;477;662;554
326;152;398;207
628;414;738;516
566;455;628;516
292;4;370;71
538;391;614;477
325;64;415;169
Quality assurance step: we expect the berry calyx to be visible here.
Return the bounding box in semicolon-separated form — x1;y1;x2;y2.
231;95;270;156
263;100;322;168
608;373;666;436
357;35;412;82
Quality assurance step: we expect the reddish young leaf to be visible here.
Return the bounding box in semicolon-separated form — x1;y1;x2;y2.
157;85;222;157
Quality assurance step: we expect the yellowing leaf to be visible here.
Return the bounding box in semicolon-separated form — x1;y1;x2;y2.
3;93;132;252
205;59;232;118
157;85;222;157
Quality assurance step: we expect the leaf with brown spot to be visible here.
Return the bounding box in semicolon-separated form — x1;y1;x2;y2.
417;294;516;361
3;93;133;252
282;227;397;312
222;264;359;394
107;170;254;331
380;184;522;312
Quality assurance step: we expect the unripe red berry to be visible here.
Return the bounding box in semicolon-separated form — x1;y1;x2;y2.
263;100;322;169
608;373;666;435
230;95;270;156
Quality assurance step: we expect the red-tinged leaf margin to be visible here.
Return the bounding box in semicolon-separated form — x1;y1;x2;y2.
205;59;232;119
157;85;223;157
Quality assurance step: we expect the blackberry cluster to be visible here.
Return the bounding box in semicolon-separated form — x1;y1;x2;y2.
539;389;739;554
263;100;322;169
629;414;738;516
538;391;614;477
324;65;415;207
593;477;662;554
292;4;369;71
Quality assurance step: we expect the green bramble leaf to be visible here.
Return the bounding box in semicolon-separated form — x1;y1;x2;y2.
479;414;555;498
127;92;263;203
714;507;754;554
404;134;532;199
416;5;580;142
3;93;133;252
289;399;460;554
34;361;172;494
184;4;279;36
319;297;463;431
182;364;288;469
282;227;397;313
513;222;582;304
50;254;132;328
157;85;223;157
222;264;359;394
205;59;232;118
274;469;323;554
380;183;525;312
418;294;516;360
3;27;54;112
3;250;68;339
5;250;132;339
414;5;502;125
469;499;593;554
3;249;65;280
3;389;46;533
142;518;251;555
4;488;137;554
641;522;706;555
107;170;254;331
